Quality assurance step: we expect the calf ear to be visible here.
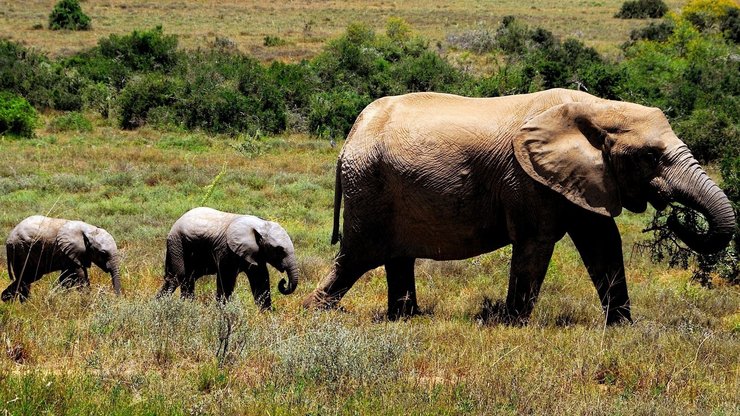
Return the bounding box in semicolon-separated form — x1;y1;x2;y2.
513;101;621;217
226;217;260;267
56;223;87;267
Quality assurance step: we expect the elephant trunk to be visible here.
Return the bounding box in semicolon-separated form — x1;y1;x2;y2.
659;145;736;254
108;256;122;295
278;254;299;295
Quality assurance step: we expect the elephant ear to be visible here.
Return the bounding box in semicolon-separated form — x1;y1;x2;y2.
226;217;261;267
513;101;621;217
56;221;90;268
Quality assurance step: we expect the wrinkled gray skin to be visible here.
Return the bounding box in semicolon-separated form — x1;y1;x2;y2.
3;216;121;302
157;207;299;309
303;88;736;325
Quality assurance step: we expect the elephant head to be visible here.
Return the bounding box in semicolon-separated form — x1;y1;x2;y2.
227;218;299;295
58;222;121;294
513;100;735;254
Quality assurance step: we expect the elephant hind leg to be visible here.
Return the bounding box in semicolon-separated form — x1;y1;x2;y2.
385;257;419;320
304;256;377;310
2;280;30;302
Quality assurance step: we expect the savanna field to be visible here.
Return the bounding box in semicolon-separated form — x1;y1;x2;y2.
0;0;739;414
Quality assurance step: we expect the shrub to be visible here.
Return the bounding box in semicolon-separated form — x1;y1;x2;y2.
308;89;371;138
0;92;38;138
682;0;740;32
676;109;739;164
117;73;183;129
627;21;676;44
48;0;91;31
393;50;466;93
495;16;530;55
98;26;179;73
48;111;93;133
446;29;497;54
720;7;740;43
263;36;287;47
615;0;669;19
176;49;286;135
0;40;89;111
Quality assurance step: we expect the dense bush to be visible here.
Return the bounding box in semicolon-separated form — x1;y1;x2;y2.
98;26;179;73
615;0;668;19
117;73;182;129
627;21;676;44
48;111;93;133
0;92;38;138
175;49;286;135
308;89;371;138
682;0;739;32
48;0;91;31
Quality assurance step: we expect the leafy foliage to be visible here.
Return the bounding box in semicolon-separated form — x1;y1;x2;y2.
98;26;179;73
615;0;668;19
48;0;91;31
0;92;38;138
48;111;93;133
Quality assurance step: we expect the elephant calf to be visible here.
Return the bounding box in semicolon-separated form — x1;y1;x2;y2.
3;216;121;301
157;207;299;309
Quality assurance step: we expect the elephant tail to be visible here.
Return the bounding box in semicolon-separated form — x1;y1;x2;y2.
331;159;343;245
6;245;14;281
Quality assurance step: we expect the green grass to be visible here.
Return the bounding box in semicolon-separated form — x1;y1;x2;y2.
0;117;737;414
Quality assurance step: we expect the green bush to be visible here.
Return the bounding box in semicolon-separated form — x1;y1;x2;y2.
48;0;91;31
676;109;739;163
0;39;86;111
627;21;676;45
98;26;179;73
615;0;668;19
176;49;286;135
263;36;287;47
117;73;182;129
308;89;371;138
0;92;38;138
48;111;93;133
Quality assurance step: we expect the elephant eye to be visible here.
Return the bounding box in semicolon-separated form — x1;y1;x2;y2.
645;149;660;166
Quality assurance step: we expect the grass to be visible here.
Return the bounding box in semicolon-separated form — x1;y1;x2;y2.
0;114;737;414
1;0;688;60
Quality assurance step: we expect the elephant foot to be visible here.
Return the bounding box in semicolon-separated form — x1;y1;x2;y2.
387;298;421;321
475;298;530;326
2;283;28;303
302;290;341;310
604;306;633;326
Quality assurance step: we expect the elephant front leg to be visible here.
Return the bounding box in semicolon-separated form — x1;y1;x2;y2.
505;240;555;325
568;214;632;325
385;257;419;320
245;264;271;310
58;267;89;290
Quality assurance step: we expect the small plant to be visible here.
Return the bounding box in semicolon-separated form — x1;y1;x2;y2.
48;0;91;31
0;92;38;138
615;0;668;19
48;111;93;133
263;35;288;47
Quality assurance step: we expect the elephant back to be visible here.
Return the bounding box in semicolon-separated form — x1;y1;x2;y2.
7;216;68;246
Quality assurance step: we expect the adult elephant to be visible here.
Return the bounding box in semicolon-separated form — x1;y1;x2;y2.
157;207;299;309
302;88;736;325
3;216;121;301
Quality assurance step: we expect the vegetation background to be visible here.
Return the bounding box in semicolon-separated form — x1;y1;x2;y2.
0;0;738;414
